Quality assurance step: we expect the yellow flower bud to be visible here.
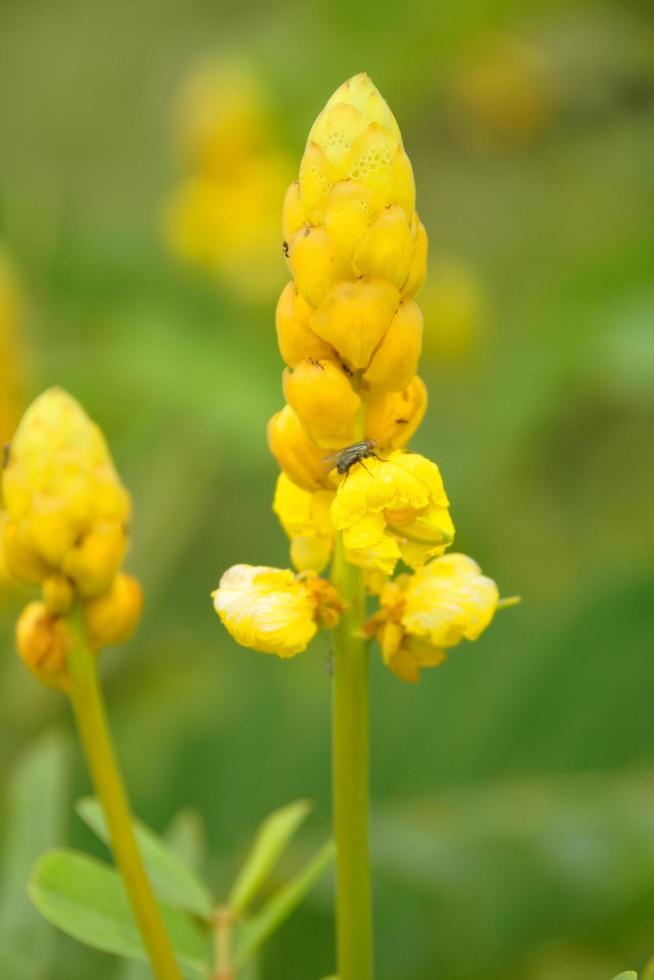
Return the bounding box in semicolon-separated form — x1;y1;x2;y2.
287;225;350;309
363;300;422;392
365;554;502;682
331;450;454;574
267;404;332;493
84;572;143;651
324;181;382;257
272;473;334;572
402;218;428;299
283;359;361;449
364;376;428;451
282;181;306;241
212;564;340;657
1;388;130;595
42;573;75;615
298;142;335;223
16;601;71;691
353;205;414;289
275;282;334;368
310;278;399;370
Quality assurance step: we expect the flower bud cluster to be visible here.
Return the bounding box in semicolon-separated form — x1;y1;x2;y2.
2;388;142;689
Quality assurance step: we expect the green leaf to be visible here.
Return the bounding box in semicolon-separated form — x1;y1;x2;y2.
29;849;210;978
228;798;312;918
612;974;638;979
234;840;335;967
0;731;70;980
164;808;208;877
76;796;213;920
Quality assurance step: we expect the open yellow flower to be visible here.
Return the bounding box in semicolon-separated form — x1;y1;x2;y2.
2;388;130;596
272;474;334;572
331;451;454;574
212;564;341;658
367;553;501;682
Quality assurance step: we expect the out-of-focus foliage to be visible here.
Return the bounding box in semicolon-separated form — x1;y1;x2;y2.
0;0;653;978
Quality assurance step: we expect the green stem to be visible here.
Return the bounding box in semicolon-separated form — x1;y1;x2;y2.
331;536;373;980
66;611;182;980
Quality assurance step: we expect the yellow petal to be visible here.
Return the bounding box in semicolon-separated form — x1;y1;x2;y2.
402;218;428;299
15;601;71;691
290;535;332;573
84;573;143;651
282;181;306;241
324;180;382;257
401;553;499;647
212;564;318;657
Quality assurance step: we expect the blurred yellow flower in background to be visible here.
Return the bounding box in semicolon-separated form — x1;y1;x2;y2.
450;34;555;151
163;59;293;300
421;259;486;367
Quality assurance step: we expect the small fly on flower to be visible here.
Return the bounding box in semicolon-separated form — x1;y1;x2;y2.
322;439;379;480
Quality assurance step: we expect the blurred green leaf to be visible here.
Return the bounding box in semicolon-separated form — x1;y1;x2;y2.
76;796;213;920
163;808;208;879
0;731;70;980
228;798;312;918
234;839;335;967
29;849;210;978
642;959;654;980
612;974;637;979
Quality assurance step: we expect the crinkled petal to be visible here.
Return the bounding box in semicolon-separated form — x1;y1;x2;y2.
212;564;317;657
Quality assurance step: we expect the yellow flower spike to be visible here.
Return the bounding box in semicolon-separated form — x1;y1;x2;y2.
283;359;361;449
267;404;333;493
362;300;423;392
42;573;76;615
310;277;400;371
273;473;334;572
353;205;415;289
275;282;335;368
287;225;351;309
364;376;428;451
331;450;454;574
2;388;130;593
402;218;429;299
16;601;72;691
212;564;340;657
84;572;143;651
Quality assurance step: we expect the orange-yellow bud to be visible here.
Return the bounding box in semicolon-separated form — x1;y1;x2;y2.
310;277;399;370
84;573;143;651
364;376;428;450
363;300;423;392
283;358;361;449
267;404;331;493
275;282;334;367
16;601;71;691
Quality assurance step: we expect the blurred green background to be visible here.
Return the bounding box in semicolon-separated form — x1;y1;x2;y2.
1;0;654;978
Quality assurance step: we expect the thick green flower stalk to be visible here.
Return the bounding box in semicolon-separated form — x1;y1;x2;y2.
212;74;514;980
1;388;181;980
